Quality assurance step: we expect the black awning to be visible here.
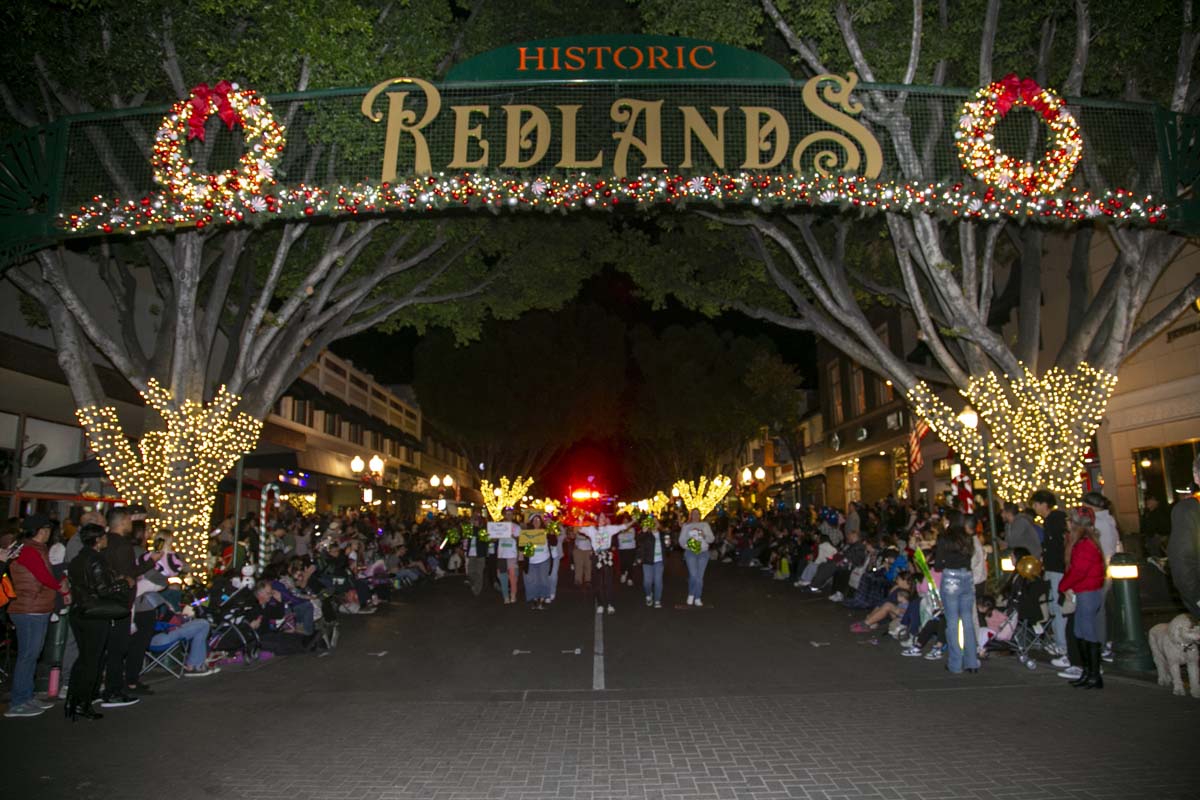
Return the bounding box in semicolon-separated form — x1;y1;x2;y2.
35;458;105;478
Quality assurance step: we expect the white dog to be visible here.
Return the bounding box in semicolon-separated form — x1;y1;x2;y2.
1148;614;1200;698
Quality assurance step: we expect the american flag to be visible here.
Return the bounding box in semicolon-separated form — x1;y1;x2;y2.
908;418;930;474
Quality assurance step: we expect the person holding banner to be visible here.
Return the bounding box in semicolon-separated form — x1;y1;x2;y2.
578;513;632;615
679;509;715;607
489;509;520;605
519;514;552;610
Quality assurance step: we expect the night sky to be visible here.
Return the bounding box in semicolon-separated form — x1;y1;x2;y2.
332;267;817;496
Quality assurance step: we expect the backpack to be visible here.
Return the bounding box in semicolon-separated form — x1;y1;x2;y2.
0;543;23;608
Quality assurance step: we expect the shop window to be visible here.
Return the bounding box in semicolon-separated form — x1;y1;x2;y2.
851;364;866;417
291;399;312;427
892;446;909;500
844;458;861;504
828;363;844;425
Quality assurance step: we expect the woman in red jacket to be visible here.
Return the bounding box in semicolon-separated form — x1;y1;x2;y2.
1059;507;1107;689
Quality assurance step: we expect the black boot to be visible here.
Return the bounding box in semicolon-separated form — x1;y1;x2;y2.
1069;637;1091;686
1081;642;1104;690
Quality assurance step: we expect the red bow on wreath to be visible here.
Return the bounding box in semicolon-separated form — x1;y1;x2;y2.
995;73;1051;118
187;80;239;142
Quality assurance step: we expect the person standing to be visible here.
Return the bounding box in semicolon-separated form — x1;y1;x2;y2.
99;507;151;707
679;509;715;607
1033;490;1069;658
934;524;980;674
463;514;488;596
66;523;132;719
4;515;70;718
572;523;593;588
637;517;671;608
1001;502;1041;559
616;523;639;589
577;513;631;615
520;514;552;610
1138;495;1170;557
1060;507;1107;689
493;508;520;605
546;523;562;604
1167;454;1200;616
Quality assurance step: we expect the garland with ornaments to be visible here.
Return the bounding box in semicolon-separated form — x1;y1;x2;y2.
58;78;1168;238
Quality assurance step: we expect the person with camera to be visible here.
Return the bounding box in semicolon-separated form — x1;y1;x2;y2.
66;523;135;719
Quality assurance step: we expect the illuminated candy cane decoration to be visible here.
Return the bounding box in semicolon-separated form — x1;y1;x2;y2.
258;482;279;575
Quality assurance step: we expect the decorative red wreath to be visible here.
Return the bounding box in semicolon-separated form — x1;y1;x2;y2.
955;73;1082;195
152;81;286;206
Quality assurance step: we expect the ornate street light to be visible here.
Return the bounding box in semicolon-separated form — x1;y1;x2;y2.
368;454;384;474
430;475;441;487
350;455;365;474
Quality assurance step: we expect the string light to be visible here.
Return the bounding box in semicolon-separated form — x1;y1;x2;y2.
281;493;316;516
76;379;263;574
672;475;733;519
648;491;670;516
479;475;535;522
907;363;1117;507
955;74;1082;195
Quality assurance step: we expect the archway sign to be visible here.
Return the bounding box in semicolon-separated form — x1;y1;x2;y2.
0;35;1192;267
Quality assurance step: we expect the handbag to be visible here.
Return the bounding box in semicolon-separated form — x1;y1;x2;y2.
1060;590;1077;615
83;598;131;620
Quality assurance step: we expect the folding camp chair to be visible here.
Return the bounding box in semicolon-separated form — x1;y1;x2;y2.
142;638;188;679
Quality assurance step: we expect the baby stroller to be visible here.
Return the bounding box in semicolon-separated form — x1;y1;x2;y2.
988;571;1051;669
205;582;263;661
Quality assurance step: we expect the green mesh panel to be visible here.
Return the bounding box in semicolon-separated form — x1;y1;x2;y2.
54;80;1168;213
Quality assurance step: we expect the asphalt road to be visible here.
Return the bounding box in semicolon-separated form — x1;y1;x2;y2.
6;554;1200;800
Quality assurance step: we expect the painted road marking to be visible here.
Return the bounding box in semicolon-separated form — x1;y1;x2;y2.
593;611;605;691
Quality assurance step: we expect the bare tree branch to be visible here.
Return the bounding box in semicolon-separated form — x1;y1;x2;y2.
0;82;39;127
436;0;486;77
902;0;924;85
1063;0;1090;95
979;0;1001;85
835;1;878;83
1126;275;1200;354
1172;0;1199;113
760;0;830;74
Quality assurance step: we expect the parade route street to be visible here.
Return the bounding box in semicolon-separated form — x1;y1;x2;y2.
8;557;1199;800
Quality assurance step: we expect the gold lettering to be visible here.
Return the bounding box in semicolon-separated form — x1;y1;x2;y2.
795;72;883;177
517;47;545;72
556;105;604;168
610;99;665;178
501;105;551;168
680;106;727;169
741;107;789;170
689;46;716;70
448;105;489;169
361;77;442;179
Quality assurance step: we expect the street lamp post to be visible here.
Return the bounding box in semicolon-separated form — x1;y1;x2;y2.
958;406;1002;585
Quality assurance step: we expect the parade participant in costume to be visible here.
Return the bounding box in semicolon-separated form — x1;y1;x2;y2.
493;508;520;605
519;514;553;610
577;513;633;615
637;516;671;608
679;509;715;607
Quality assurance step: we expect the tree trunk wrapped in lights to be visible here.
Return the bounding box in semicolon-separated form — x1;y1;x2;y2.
76;380;262;573
907;364;1118;506
673;475;733;519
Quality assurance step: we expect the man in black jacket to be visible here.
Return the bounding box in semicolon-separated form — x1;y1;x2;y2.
1032;489;1068;659
100;507;154;707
